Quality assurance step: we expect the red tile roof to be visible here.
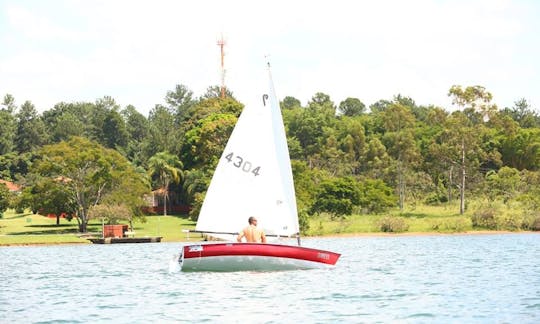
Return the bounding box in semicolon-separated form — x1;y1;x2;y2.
0;179;21;192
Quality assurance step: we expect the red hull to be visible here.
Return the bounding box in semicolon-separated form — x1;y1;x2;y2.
183;242;340;266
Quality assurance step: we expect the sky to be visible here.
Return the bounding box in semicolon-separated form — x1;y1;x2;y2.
1;0;539;116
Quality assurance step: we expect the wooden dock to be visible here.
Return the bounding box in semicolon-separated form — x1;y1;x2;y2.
88;237;162;244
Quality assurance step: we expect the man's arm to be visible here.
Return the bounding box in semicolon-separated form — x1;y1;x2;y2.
237;231;244;242
261;231;267;243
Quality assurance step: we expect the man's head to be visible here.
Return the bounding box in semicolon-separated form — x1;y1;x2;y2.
248;216;257;225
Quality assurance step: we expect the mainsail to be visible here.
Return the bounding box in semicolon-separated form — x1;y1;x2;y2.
195;64;299;240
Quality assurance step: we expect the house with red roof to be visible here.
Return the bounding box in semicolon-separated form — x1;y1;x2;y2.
0;179;21;193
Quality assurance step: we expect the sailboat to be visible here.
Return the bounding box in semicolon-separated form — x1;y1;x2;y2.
179;62;340;271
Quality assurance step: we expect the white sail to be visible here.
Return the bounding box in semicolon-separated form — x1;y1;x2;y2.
195;64;299;240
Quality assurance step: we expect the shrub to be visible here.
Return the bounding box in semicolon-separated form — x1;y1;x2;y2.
471;208;497;229
377;216;409;233
532;217;540;231
495;213;524;231
431;218;470;232
358;179;397;214
424;193;448;205
523;212;540;231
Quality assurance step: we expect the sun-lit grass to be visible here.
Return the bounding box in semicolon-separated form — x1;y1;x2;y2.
305;202;478;236
1;199;533;245
0;209;201;245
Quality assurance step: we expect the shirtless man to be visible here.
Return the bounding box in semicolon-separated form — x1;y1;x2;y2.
237;216;267;243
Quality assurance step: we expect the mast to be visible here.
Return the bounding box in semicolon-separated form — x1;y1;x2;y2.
217;35;226;99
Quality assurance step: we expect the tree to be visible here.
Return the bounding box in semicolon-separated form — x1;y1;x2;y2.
102;109;128;149
310;177;360;219
21;177;76;225
357;178;397;214
0;182;10;218
148;152;184;218
281;96;302;110
0;94;17;155
501;98;539;128
448;85;497;123
447;85;496;213
201;85;235;100
15;101;49;153
500;128;540;171
308;92;336;116
380;102;420;210
122;105;149;165
165;84;197;125
42;102;94;141
145;104;180;157
33;137;148;232
90;96;120;145
181;113;237;170
338;97;365;116
485;167;521;203
88;203;133;228
51;112;85;142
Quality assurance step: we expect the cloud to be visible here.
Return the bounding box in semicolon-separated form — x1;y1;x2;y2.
0;0;538;114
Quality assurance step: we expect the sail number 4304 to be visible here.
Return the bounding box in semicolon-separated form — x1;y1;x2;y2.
224;152;261;176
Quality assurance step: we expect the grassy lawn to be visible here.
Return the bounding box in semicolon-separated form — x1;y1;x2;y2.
305;203;474;236
1;201;533;245
0;209;201;245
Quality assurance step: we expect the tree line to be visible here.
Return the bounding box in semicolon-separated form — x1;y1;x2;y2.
0;83;539;232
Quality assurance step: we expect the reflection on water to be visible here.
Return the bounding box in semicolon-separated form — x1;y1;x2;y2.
1;234;539;323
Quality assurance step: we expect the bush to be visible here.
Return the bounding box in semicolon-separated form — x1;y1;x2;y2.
424;192;448;205
431;218;470;232
496;213;524;231
358;179;397;214
532;217;540;231
377;216;409;233
523;212;540;231
298;208;310;234
471;208;497;229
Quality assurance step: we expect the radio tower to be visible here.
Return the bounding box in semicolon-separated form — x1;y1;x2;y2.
217;35;226;99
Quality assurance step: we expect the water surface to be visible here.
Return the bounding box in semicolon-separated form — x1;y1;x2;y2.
1;233;539;323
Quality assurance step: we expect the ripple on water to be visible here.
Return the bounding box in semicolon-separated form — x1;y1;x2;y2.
1;235;539;323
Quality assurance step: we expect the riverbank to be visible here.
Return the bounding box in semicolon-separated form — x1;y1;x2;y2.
2;230;537;247
1;208;537;246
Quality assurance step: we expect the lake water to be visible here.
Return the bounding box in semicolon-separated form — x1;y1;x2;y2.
1;233;539;323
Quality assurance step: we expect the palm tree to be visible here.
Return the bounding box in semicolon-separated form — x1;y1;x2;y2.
148;152;184;219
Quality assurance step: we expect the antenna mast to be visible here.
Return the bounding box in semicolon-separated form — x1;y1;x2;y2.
217;35;226;99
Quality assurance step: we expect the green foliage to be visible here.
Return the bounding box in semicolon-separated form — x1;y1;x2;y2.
148;151;184;217
2;82;540;236
33;137;147;232
485;167;521;202
471;208;498;229
281;96;301;110
430;217;470;232
297;207;310;234
338;97;365;116
15;101;49;152
471;205;534;231
376;216;409;232
0;95;17;155
357;179;397;214
19;177;76;224
181;113;237;170
0;183;10;216
310;176;360;219
88;203;133;225
500;128;540;170
526;212;540;231
188;192;205;221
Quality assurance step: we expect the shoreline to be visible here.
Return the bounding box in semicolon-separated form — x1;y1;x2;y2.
308;230;538;238
1;230;537;247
